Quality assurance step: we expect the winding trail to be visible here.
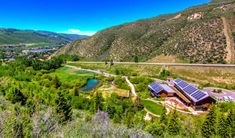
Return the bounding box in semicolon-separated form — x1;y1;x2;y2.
123;76;137;97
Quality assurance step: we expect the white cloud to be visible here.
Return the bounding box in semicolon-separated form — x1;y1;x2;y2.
68;29;81;33
66;29;96;36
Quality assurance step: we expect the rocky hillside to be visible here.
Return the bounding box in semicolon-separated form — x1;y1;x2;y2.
56;0;235;63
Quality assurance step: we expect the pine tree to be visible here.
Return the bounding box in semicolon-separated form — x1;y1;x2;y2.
110;59;114;66
168;110;181;135
145;122;166;137
5;86;26;105
134;96;144;110
73;87;79;96
55;92;72;122
217;115;228;138
226;109;235;137
93;92;103;112
53;76;61;89
134;56;139;63
160;107;168;125
201;106;217;138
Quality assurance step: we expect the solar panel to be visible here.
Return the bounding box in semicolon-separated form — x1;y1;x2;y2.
178;81;189;89
183;85;197;95
149;82;163;94
175;78;182;84
191;90;206;100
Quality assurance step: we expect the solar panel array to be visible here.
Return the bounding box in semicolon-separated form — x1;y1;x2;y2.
174;78;182;83
183;85;197;95
191;90;206;100
174;78;209;102
149;82;163;94
178;81;189;89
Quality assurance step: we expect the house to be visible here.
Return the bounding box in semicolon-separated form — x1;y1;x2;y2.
148;82;175;98
173;78;215;110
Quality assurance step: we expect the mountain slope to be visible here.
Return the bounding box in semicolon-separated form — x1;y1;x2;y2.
0;28;88;46
55;0;235;63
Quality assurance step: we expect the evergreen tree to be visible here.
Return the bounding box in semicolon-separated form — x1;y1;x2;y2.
226;109;235;137
217;115;229;138
145;122;166;137
55;92;72;122
110;59;114;66
105;60;108;65
134;56;139;63
73;87;79;96
201;106;217;138
160;107;168;125
53;76;61;89
134;96;144;110
168;110;181;135
5;86;27;105
93;92;104;112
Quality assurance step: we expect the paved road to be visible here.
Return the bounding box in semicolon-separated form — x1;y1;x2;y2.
68;61;235;68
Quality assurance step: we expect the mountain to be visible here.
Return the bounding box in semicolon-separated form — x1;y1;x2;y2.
55;0;235;64
0;28;88;46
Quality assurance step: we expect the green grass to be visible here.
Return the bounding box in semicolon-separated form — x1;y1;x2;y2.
155;98;165;101
49;67;95;82
67;63;235;90
142;100;165;115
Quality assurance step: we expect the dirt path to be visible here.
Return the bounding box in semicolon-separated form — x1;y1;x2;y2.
222;17;235;63
123;76;137;97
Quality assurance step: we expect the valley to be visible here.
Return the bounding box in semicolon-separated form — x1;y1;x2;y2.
0;0;235;137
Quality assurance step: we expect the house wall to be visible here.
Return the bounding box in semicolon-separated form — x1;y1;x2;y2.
167;93;175;97
159;92;167;98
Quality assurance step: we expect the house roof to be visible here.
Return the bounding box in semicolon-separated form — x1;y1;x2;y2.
148;82;163;94
160;84;176;93
174;78;210;103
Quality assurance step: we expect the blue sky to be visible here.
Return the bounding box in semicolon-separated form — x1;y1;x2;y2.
0;0;210;35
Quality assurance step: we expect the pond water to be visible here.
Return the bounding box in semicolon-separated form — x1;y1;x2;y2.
81;78;99;91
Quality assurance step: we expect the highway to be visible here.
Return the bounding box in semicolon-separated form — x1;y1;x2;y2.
67;61;235;68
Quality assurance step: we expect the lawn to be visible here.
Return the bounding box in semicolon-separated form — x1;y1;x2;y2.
49;66;95;82
142;100;165;115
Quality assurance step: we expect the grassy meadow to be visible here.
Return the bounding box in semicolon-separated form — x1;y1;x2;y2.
67;62;235;90
142;100;165;115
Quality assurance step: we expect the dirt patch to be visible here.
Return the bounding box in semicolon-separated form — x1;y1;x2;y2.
148;55;184;63
222;17;235;63
172;14;181;20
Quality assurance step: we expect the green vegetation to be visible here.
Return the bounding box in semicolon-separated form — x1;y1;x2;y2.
49;67;95;82
114;77;129;90
142;100;165;115
0;57;235;137
130;76;153;98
